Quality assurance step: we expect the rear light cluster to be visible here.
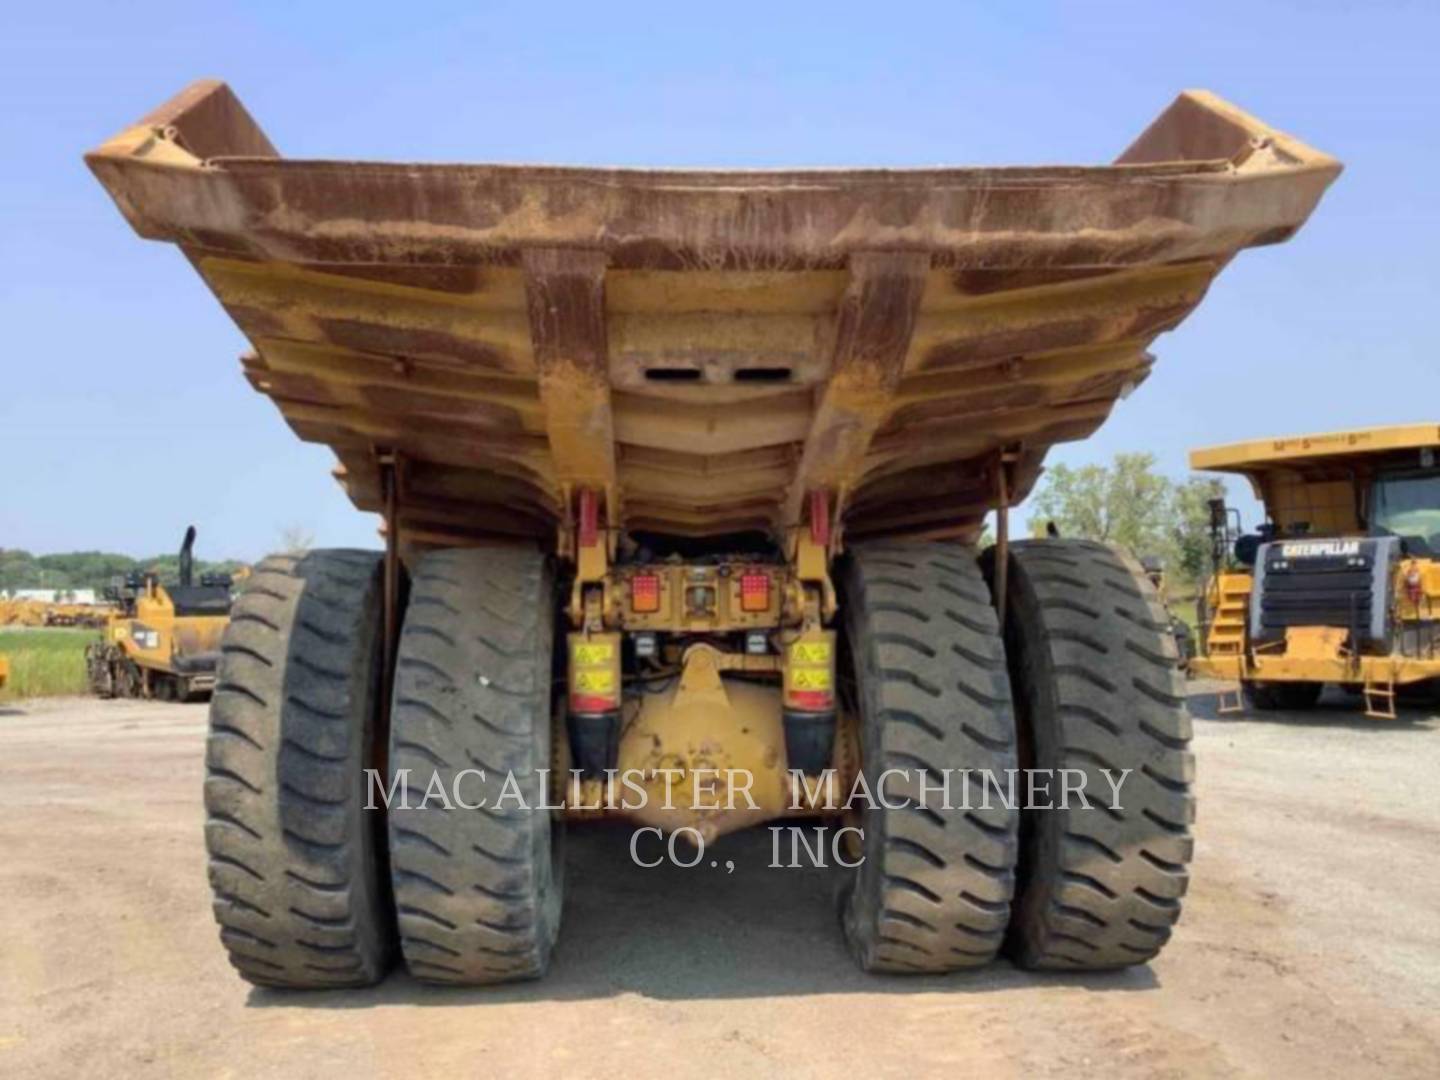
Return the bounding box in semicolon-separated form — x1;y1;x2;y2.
629;569;772;614
739;571;771;612
630;573;661;613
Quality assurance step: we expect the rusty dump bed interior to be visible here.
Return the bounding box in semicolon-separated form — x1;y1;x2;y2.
88;81;1339;550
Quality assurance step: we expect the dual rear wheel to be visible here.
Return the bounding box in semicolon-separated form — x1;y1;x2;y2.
204;546;559;989
203;538;1193;987
839;539;1194;972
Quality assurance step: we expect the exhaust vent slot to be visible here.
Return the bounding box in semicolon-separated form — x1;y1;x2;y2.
644;368;702;383
734;367;792;383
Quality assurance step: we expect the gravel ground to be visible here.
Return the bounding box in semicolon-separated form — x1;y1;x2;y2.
1;684;1437;1079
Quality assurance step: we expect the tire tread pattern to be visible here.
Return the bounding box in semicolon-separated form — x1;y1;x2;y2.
387;547;561;986
204;550;393;988
1000;539;1195;970
842;543;1020;973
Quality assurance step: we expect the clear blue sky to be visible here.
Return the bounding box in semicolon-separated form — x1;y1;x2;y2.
2;1;1436;560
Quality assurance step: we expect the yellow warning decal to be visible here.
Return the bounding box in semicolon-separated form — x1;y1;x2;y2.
574;670;615;693
790;668;832;691
790;642;832;664
573;643;615;665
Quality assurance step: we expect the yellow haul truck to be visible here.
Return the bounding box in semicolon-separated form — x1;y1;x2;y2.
86;527;234;701
88;81;1337;987
1190;425;1440;717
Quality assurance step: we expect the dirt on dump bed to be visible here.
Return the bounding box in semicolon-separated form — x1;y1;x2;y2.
1;686;1437;1078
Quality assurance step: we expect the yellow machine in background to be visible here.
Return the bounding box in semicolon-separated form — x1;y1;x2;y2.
0;598;114;627
0;599;48;627
0;654;8;691
1190;424;1440;717
87;527;234;701
42;602;114;628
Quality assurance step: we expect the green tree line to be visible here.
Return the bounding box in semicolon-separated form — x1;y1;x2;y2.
0;549;246;595
1027;452;1225;583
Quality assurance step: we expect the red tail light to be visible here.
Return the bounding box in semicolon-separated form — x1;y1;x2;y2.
630;573;662;613
739;572;771;612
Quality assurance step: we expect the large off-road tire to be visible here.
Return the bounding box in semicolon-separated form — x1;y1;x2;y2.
86;643;139;699
839;542;1020;973
204;550;395;988
387;547;563;985
1244;680;1323;711
85;642;113;698
992;539;1195;970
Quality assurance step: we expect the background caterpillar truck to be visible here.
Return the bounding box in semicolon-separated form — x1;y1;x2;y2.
88;80;1336;987
1190;425;1440;717
87;527;234;701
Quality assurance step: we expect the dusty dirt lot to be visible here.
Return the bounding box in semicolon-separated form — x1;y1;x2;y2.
2;685;1438;1079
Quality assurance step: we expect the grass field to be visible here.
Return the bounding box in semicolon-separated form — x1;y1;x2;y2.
0;628;92;701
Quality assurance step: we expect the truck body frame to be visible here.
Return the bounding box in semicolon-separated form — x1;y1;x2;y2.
87;81;1337;985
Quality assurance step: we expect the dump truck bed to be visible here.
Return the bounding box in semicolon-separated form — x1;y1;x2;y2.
88;81;1339;548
